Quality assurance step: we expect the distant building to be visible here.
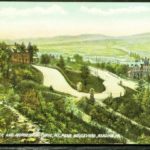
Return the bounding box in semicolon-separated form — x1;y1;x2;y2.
11;51;30;64
128;58;150;79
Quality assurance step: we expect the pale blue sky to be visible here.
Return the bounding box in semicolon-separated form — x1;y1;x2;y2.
0;2;150;39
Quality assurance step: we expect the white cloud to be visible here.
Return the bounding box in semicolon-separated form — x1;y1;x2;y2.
0;5;67;17
80;6;150;16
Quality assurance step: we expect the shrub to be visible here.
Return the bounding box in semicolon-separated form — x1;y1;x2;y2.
16;80;39;93
77;82;83;92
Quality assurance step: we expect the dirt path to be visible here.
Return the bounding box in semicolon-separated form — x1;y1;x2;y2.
0;102;47;143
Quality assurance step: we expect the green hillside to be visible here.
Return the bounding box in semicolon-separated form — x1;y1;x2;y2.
4;33;150;56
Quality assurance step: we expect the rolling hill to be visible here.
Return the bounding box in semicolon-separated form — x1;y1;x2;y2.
2;33;150;57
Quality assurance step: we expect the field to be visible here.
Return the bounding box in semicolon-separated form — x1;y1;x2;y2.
36;40;126;56
5;33;150;57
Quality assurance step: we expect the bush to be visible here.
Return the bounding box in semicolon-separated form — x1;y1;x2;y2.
16;80;39;92
96;63;128;76
76;82;83;92
11;65;43;85
40;54;50;65
49;86;54;91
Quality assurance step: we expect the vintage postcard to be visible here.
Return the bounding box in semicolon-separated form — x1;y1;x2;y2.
0;1;150;144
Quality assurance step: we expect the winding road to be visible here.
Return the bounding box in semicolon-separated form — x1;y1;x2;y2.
33;65;137;101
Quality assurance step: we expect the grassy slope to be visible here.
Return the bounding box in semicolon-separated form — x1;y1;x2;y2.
115;33;150;53
65;69;105;93
0;64;122;144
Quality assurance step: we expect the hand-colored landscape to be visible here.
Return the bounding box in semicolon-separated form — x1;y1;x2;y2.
0;2;150;144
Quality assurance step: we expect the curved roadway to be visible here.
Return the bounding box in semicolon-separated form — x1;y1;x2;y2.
33;65;137;101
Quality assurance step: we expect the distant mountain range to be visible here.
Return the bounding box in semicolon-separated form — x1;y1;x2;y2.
3;34;112;45
2;32;150;45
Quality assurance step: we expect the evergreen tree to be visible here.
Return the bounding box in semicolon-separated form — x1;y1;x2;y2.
73;54;83;63
142;88;150;112
89;88;95;104
20;42;26;52
80;64;90;87
27;42;38;63
57;56;65;70
0;42;12;79
137;79;145;92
